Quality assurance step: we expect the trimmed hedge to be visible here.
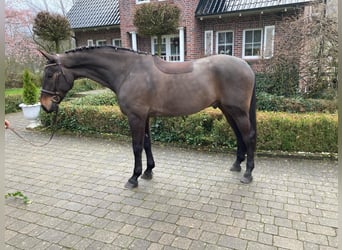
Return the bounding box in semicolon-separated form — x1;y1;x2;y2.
5;94;22;114
41;103;337;153
257;92;337;113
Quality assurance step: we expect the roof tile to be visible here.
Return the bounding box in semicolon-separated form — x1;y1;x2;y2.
195;0;312;16
67;0;120;29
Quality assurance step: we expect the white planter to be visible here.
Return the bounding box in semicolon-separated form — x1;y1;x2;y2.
19;102;42;129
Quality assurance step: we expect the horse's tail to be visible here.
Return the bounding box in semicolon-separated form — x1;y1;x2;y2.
249;77;257;151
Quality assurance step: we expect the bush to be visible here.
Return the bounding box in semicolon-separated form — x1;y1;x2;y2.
69;91;117;106
22;69;39;105
257;92;337;113
66;78;103;98
41;104;130;135
5;94;22;114
40;104;337;153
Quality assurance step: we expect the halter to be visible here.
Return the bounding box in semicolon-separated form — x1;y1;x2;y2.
41;58;67;104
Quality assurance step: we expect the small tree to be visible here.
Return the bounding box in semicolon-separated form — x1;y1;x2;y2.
133;2;180;56
22;69;39;105
261;1;338;99
33;11;71;53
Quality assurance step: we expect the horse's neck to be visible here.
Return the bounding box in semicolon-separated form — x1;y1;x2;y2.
62;51;135;93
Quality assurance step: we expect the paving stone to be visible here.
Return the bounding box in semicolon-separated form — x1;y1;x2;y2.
4;112;338;250
274;235;304;250
217;235;247;250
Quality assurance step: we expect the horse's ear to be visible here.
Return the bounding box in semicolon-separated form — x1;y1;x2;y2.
39;50;55;62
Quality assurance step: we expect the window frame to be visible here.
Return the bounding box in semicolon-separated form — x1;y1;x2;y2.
242;28;263;59
136;0;149;4
112;38;122;47
151;34;180;62
96;40;107;46
216;30;234;56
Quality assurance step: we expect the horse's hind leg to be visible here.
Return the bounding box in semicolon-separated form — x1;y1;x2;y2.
234;114;255;184
222;106;255;183
141;118;155;180
223;112;246;172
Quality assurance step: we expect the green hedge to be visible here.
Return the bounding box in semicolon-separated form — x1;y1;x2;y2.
5;94;22;114
41;103;337;153
257;92;337;113
73;91;337;113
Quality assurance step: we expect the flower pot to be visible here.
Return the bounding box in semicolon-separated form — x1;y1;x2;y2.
19;102;42;129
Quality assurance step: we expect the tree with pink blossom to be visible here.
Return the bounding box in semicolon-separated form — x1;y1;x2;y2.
5;3;41;87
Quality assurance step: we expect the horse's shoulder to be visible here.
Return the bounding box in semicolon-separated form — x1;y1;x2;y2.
153;56;194;74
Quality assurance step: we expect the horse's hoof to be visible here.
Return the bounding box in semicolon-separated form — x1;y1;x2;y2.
230;164;241;172
141;170;153;180
240;175;253;184
124;179;138;189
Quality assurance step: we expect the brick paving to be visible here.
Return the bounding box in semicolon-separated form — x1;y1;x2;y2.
5;112;338;249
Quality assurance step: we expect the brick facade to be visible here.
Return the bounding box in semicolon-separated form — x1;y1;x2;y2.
73;0;305;72
74;27;121;47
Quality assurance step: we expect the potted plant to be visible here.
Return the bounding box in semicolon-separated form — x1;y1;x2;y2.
19;69;41;129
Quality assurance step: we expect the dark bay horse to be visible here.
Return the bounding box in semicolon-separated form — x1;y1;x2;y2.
40;46;256;188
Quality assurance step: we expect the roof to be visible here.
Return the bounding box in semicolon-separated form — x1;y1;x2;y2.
67;0;120;29
195;0;312;17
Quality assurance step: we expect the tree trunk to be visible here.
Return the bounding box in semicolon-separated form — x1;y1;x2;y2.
157;35;162;58
55;40;60;53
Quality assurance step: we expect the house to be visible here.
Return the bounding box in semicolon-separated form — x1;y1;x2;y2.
67;0;313;71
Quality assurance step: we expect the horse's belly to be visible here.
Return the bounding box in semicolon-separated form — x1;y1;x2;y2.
151;97;214;117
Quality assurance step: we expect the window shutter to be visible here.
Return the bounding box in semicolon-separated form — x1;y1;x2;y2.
87;40;94;46
204;30;213;56
264;26;275;59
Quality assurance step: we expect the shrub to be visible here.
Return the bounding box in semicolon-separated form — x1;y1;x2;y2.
66;79;103;98
22;69;39;105
69;91;117;106
257;92;337;113
40;104;337;153
5;94;22;114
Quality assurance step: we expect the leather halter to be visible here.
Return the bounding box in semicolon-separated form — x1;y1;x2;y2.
41;59;67;104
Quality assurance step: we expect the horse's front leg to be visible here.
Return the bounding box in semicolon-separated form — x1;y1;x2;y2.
141;118;155;180
125;115;146;189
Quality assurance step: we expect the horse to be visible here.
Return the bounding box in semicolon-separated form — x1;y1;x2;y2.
39;46;256;189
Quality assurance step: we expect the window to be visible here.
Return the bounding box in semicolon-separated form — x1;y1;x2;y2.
263;26;275;59
152;37;166;57
112;39;122;47
96;40;106;46
243;29;262;59
136;0;149;3
204;30;213;56
216;31;233;56
151;35;180;61
87;40;94;46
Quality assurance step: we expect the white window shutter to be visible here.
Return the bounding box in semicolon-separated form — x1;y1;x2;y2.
264;25;275;59
204;30;213;56
87;40;94;46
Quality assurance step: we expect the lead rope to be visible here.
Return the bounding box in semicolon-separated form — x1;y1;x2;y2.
7;110;59;147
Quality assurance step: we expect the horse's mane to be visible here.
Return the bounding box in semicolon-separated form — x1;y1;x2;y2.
64;45;151;56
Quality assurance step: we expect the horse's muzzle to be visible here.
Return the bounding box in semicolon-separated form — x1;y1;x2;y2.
41;102;59;113
40;95;59;113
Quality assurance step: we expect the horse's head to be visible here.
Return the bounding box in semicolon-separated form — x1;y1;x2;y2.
40;51;74;113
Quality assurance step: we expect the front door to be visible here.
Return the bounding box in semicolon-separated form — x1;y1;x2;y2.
152;35;180;62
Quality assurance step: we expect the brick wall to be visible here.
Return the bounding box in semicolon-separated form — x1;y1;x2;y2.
75;28;121;47
197;10;299;71
74;1;305;73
